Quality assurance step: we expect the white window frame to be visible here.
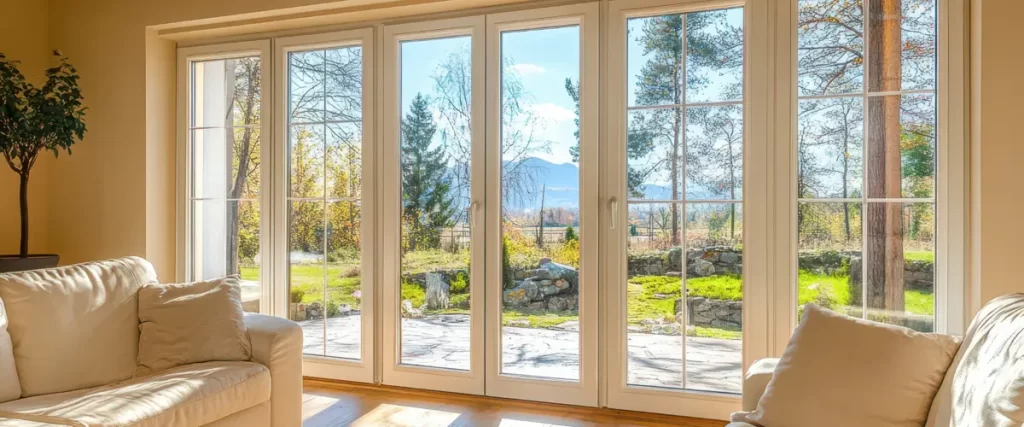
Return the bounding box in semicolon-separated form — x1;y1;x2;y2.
176;40;274;314
380;16;487;395
272;28;377;384
769;0;969;352
603;0;769;419
483;3;600;407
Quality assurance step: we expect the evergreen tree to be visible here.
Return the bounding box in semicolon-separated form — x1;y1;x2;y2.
402;93;455;251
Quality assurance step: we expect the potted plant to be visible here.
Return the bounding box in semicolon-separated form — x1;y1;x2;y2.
0;51;86;273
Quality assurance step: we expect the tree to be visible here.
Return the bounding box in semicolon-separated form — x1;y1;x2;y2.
225;58;261;272
0;52;86;257
402;93;456;251
625;11;743;246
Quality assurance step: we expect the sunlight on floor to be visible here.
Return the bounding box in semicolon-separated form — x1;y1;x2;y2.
351;404;462;427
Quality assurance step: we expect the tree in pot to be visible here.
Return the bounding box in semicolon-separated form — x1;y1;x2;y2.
0;51;86;273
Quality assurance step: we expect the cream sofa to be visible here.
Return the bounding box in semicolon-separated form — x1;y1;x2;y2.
0;257;303;427
730;294;1024;427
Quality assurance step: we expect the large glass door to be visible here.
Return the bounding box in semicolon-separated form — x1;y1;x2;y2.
381;17;486;394
484;3;599;406
274;29;376;383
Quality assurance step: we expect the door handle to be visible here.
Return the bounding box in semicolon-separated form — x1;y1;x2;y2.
469;201;480;230
608;197;618;229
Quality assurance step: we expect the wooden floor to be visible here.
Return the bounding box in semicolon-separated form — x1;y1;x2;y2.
302;379;727;427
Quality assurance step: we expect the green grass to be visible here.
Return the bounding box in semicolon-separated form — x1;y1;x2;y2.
904;251;936;262
797;270;853;306
690;326;743;340
905;289;935;315
502;310;578;328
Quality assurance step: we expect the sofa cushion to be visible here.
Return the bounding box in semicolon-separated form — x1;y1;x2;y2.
0;297;20;403
937;293;1024;427
732;304;961;427
136;276;251;377
0;361;270;427
0;257;158;397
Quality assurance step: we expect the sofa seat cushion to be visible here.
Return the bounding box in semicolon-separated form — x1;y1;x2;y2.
0;361;270;427
0;257;158;396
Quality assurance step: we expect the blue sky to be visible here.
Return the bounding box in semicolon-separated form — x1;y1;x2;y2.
399;26;581;166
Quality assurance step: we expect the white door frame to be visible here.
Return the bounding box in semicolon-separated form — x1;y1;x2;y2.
602;0;769;419
272;28;377;383
380;16;487;395
484;2;601;407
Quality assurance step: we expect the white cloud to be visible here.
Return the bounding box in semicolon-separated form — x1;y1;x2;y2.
528;103;575;122
510;63;545;75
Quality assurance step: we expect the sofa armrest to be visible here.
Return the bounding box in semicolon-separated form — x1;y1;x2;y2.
742;358;779;412
245;314;303;427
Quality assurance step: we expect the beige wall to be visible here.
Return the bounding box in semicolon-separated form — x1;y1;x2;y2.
0;0;52;256
4;0;1021;304
975;0;1024;305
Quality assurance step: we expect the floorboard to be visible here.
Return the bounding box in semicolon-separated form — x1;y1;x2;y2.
302;379;727;427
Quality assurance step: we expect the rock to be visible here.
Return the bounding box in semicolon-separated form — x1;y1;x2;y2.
693;259;716;277
425;273;450;310
668;247;684;270
527;301;545;311
337;304;352;316
528;269;552;280
538;284;560;298
547;295;575;312
666;271;682;278
720;251;739;264
538;262;578;290
538;257;552;266
306;302;323;320
401;300;423;318
535;279;553;287
553;279;570;291
503;281;539;307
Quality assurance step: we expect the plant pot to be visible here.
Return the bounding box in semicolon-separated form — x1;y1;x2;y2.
0;254;60;274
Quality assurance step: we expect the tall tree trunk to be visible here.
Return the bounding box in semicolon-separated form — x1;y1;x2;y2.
843;105;852;241
19;171;29;257
865;0;905;312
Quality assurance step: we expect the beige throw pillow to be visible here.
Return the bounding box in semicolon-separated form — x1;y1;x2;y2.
136;276;251;377
732;304;960;427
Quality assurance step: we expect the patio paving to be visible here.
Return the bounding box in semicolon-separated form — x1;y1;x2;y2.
299;313;741;393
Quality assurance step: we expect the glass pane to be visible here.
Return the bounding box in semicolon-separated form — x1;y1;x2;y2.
797;97;864;199
627;108;683;201
498;25;581;381
289;124;326;199
866;94;936;199
901;0;937;91
325;46;363;122
192;127;261;200
797;0;864;96
684;203;742;394
797;201;863;320
327;123;362;199
191;200;261;313
685;105;743;200
862;202;935;332
398;35;473;371
289;50;326;123
685;8;744;103
191;57;261;128
288;200;326;356
326;201;362;360
626;203;682;389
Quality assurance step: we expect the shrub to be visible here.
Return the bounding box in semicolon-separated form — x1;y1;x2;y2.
401;281;426;307
450;271;469;294
501;236;517;290
552;239;580;268
564;225;578;242
290;288;305;304
450;293;470;308
326;300;340;317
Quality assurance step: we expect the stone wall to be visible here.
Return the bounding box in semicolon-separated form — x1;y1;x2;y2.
675;296;742;330
501;261;579;312
628;247;743;278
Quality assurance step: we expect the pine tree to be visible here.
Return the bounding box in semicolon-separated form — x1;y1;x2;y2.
402;93;455;251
